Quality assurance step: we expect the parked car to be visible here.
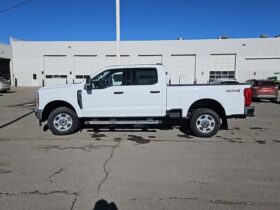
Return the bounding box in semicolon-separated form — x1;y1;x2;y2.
267;76;280;89
246;79;278;102
35;64;254;138
210;79;239;85
0;77;10;92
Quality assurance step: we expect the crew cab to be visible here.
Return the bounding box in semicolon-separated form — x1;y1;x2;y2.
35;65;254;138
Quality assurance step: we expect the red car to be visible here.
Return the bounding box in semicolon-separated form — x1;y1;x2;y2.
246;79;278;102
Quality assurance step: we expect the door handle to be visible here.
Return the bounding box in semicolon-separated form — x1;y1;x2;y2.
114;91;124;94
150;91;160;94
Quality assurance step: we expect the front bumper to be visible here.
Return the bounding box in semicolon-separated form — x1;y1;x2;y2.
245;106;255;117
35;108;43;125
0;85;10;92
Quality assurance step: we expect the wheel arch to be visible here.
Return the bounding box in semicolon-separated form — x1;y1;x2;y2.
42;100;77;122
188;99;228;129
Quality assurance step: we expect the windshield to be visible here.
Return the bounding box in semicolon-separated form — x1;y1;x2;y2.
256;81;275;86
92;71;110;82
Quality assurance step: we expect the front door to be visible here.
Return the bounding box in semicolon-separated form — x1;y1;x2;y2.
82;68;128;117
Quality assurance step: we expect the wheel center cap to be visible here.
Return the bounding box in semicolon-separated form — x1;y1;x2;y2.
59;119;67;126
201;120;209;128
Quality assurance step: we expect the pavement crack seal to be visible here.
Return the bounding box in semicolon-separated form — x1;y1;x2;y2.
97;140;121;193
0;190;79;196
38;144;115;152
0;110;34;129
70;196;78;210
210;199;253;205
48;168;64;181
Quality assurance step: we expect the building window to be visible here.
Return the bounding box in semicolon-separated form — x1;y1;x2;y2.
209;71;235;82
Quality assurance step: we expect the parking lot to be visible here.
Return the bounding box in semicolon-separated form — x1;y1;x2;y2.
0;87;280;210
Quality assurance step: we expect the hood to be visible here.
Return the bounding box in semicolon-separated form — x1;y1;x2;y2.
39;84;75;91
37;83;85;93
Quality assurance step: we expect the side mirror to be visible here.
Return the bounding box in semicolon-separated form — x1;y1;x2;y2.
84;77;93;90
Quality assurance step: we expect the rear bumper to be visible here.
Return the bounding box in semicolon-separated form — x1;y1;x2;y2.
245;106;255;117
227;106;255;119
254;94;277;99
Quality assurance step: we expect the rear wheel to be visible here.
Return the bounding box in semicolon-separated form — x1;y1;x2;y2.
190;108;221;138
271;98;277;103
48;107;80;135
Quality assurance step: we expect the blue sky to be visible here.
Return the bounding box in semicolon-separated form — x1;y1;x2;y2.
0;0;280;43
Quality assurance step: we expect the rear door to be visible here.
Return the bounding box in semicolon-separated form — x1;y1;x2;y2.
125;68;165;117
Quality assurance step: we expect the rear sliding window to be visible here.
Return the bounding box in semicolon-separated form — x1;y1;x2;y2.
256;81;275;86
132;68;158;85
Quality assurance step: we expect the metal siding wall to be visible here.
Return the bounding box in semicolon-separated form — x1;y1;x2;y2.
136;55;162;65
44;56;68;86
106;56;130;66
74;55;98;82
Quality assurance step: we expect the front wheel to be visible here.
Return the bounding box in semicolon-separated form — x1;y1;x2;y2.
190;108;221;138
48;107;80;135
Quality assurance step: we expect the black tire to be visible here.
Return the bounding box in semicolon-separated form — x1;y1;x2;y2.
271;98;277;103
190;108;221;138
48;107;80;135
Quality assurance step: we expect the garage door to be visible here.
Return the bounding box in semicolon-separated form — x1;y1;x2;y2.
210;54;236;71
209;54;236;82
44;55;68;86
106;55;130;66
74;55;99;83
169;55;196;84
244;58;280;80
136;55;162;65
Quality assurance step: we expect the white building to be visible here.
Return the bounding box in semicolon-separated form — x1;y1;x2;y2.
8;38;280;86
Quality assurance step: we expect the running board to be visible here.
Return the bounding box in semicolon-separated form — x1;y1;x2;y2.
84;119;162;125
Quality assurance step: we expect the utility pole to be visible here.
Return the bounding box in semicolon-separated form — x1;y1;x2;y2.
116;0;120;64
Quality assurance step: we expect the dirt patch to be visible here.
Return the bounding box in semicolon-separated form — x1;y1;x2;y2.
223;137;243;143
250;127;268;130
177;134;193;139
0;169;12;174
114;138;122;142
127;135;150;144
91;134;106;138
255;140;266;144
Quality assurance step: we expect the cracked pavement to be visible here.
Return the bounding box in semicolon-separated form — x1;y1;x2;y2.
0;87;280;210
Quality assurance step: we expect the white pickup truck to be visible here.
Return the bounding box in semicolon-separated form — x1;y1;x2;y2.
35;65;254;137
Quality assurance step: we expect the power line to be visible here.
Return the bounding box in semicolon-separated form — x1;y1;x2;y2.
0;0;32;14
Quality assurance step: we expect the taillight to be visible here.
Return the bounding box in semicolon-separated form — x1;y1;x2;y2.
244;88;252;107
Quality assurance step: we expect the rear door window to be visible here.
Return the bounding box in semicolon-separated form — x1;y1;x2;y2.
132;68;158;85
